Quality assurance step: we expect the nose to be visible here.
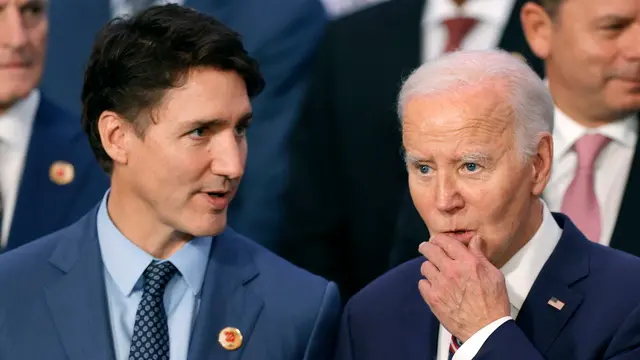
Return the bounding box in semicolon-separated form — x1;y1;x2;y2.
209;132;245;180
434;172;464;214
0;6;29;49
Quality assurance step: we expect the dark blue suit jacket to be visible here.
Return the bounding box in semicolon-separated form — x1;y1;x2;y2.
42;0;328;248
335;214;640;360
5;96;108;251
0;205;341;360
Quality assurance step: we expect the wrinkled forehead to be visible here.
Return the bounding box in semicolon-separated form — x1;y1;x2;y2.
401;90;515;158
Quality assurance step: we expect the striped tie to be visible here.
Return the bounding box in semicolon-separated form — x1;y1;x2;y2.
449;334;463;360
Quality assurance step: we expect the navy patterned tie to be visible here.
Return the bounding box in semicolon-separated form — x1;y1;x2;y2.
449;334;463;360
128;261;178;360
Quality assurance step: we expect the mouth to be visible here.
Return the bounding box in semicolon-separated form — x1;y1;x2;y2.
443;229;475;244
201;190;233;210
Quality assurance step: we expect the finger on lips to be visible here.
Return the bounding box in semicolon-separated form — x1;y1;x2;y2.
431;235;472;261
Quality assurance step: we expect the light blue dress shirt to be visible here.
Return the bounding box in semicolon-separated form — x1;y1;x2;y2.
97;192;213;360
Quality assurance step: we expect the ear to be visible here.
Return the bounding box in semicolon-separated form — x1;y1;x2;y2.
520;2;553;60
97;111;133;169
531;132;553;196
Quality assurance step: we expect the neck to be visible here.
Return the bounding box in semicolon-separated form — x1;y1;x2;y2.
548;78;633;128
107;180;191;259
494;199;543;269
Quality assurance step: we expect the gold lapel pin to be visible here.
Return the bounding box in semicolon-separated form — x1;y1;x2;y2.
49;161;75;185
218;327;243;351
547;297;565;311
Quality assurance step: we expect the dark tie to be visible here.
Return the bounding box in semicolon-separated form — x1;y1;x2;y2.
443;17;478;53
128;261;178;360
449;334;463;360
0;186;3;247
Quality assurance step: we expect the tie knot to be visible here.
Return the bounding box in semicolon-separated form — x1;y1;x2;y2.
574;134;611;170
143;261;178;295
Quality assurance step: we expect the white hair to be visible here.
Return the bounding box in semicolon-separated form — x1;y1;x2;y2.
398;49;554;160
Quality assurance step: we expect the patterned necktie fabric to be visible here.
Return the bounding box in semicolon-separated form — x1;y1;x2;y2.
128;260;178;360
449;334;463;360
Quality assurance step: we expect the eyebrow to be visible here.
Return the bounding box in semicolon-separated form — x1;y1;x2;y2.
183;112;253;129
403;151;491;165
460;152;491;163
593;14;634;26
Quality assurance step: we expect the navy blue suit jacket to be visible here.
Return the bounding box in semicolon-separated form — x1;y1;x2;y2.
0;205;341;360
335;214;640;360
42;0;328;248
5;96;108;251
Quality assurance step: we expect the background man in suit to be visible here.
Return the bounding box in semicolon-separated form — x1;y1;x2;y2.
281;0;544;300
389;0;640;267
521;0;640;249
0;5;340;360
0;0;108;252
335;50;640;360
41;0;329;250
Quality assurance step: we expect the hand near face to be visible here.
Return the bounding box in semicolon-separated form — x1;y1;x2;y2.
418;234;510;342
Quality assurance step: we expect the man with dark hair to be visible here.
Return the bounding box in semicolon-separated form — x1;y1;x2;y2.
0;0;108;252
519;0;640;253
0;5;340;360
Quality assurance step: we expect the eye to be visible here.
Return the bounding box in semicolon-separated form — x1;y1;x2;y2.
188;127;206;138
234;123;249;137
463;163;479;172
418;164;431;175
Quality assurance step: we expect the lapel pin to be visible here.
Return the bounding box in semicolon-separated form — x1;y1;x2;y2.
49;161;75;185
547;297;565;310
218;327;243;351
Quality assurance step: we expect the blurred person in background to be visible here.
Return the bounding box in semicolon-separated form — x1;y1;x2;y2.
281;0;544;300
0;5;340;359
518;0;640;253
41;0;329;251
389;0;640;267
0;0;107;252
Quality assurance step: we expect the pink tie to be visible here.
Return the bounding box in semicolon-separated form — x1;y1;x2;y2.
561;134;611;242
443;17;478;53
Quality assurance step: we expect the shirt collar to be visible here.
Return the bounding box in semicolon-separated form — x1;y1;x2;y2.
553;107;638;159
0;89;40;150
542;78;638;158
97;190;213;297
501;199;562;311
422;0;515;27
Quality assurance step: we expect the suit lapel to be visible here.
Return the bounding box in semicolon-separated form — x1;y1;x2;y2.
609;114;640;255
44;206;115;360
515;213;589;355
8;99;87;249
187;229;264;360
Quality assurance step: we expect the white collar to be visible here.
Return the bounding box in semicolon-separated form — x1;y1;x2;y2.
0;90;40;152
501;200;562;311
553;107;638;159
422;0;515;26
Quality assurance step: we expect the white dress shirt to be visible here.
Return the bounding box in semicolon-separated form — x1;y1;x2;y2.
421;0;516;62
0;90;40;248
110;0;184;19
542;107;637;246
436;200;563;360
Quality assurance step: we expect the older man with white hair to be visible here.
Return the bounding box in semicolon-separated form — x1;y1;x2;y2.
334;49;640;360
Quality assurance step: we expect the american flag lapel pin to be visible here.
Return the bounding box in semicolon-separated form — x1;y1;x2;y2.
547;297;565;310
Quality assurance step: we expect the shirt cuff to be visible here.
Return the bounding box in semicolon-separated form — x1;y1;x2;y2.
452;316;513;360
